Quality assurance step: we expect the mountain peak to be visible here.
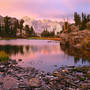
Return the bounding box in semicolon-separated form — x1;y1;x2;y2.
22;16;35;22
22;16;63;35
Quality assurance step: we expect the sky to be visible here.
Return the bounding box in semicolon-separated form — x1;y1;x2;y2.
0;0;90;21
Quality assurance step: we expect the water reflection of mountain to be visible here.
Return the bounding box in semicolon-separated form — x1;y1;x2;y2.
0;45;61;56
60;45;90;64
0;43;90;65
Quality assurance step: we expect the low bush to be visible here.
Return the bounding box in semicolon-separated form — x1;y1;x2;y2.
0;51;9;62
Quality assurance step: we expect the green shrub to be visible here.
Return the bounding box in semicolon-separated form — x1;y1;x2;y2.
0;51;9;62
68;27;71;33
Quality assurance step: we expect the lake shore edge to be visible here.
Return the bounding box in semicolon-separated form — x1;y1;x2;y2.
60;30;90;62
0;59;90;90
0;37;61;41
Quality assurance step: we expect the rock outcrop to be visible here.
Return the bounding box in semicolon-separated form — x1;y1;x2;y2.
60;30;90;49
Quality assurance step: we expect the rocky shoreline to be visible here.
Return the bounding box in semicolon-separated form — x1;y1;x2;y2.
0;59;90;90
60;30;90;64
60;30;90;49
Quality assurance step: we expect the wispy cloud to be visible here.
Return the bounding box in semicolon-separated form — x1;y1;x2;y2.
0;0;89;20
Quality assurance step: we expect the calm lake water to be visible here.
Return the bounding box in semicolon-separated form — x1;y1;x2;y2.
0;39;89;72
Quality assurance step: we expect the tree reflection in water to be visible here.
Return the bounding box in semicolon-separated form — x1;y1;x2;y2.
0;44;90;65
0;45;27;55
60;44;90;64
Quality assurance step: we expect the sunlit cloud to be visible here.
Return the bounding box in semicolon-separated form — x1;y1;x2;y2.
0;0;89;20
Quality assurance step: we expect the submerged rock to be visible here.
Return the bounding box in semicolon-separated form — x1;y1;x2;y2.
18;59;22;62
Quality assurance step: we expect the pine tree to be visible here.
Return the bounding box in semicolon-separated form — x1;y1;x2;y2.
87;14;90;22
74;12;81;26
30;26;35;37
19;19;24;37
13;20;19;37
80;13;87;30
41;29;49;37
25;25;30;37
4;16;11;37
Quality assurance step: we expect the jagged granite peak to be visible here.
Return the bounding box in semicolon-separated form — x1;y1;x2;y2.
22;16;63;35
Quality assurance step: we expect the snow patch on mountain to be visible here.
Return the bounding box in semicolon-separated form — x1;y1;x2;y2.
22;16;63;35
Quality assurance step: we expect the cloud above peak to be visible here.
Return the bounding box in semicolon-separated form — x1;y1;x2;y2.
0;0;89;20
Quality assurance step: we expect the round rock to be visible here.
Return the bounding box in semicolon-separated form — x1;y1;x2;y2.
29;78;42;88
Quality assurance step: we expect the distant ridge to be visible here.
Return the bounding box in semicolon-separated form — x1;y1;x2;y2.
22;16;63;35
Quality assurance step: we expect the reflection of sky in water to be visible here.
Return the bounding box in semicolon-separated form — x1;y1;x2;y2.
0;39;89;72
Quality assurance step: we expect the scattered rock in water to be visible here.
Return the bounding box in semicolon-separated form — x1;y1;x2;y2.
18;59;22;62
12;60;18;64
0;59;90;90
29;78;42;88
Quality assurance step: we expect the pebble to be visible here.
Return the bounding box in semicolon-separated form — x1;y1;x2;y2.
0;59;90;90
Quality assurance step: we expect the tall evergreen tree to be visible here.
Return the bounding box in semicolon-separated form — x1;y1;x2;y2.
25;25;36;37
13;20;19;37
19;19;24;37
30;26;35;36
87;14;90;22
41;29;49;37
25;25;30;37
4;16;11;37
74;12;81;26
80;13;87;30
49;30;55;37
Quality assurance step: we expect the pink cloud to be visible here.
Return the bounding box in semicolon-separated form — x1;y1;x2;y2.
0;0;89;20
